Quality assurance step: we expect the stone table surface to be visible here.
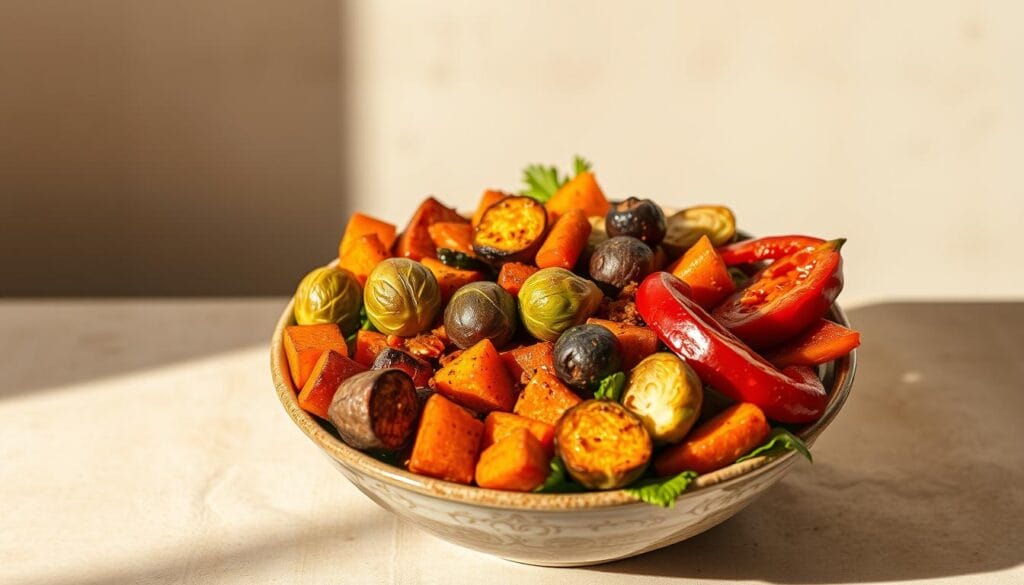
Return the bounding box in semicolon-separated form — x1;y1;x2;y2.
1;299;1021;585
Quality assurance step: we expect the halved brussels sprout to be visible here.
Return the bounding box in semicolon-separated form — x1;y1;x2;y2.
443;281;518;349
621;353;703;445
293;266;363;333
517;267;603;342
363;258;442;336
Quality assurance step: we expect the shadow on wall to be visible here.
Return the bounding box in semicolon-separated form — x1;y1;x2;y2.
0;1;345;296
591;302;1024;583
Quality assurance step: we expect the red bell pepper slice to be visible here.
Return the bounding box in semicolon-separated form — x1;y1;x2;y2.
637;272;828;423
761;318;861;369
717;235;825;266
712;239;845;348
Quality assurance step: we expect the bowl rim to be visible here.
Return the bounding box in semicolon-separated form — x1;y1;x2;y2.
271;273;857;512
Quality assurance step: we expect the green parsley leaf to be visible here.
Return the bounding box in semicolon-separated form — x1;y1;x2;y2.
573;155;592;176
736;428;813;464
624;471;698;508
520;164;566;203
533;456;586;493
359;305;376;332
593;372;626;401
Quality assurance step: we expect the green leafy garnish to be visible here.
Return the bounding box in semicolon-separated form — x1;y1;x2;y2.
624;471;698;508
736;428;813;463
593;372;626;401
534;457;586;493
520;155;593;203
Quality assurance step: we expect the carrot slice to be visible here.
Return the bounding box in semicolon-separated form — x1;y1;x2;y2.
431;339;517;413
545;171;611;220
535;209;592;270
475;428;551;491
284;324;348;388
339;213;397;258
761;319;861;368
668;234;735;308
513;370;582;426
654;402;771;476
297;350;369;419
409;394;484;485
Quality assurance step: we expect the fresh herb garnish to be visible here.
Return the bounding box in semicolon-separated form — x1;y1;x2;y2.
520;155;592;203
624;471;698;508
573;155;592;175
359;305;375;332
534;456;586;493
593;372;626;401
736;428;812;463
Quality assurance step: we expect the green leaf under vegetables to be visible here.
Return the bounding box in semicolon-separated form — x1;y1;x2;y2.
359;305;376;332
593;372;626;401
736;428;813;463
533;456;586;493
624;471;698;508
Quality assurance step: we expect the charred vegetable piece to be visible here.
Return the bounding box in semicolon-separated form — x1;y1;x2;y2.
605;197;667;246
352;330;389;367
363;258;442;336
621;353;703;445
394;197;466;261
428;222;475;256
483;411;556;454
300;350;370;419
654;402;771;476
514;369;582;425
284;324;348;388
555;400;652;489
371;348;434;387
552;324;623;394
443;282;518;350
473;196;548;264
662;205;736;257
408;394;484;485
420;257;486;303
518;267;603;342
436;248;489;271
589;236;655;291
471;189;509;227
499;341;556;384
496;262;539;296
328;369;419;450
293;266;363;334
431;338;518;413
475;428;552;492
585;318;659;370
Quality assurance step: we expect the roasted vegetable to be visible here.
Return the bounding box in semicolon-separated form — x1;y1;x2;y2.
472;189;509;227
420;257;486;303
518;267;603;342
443;282;518;350
293;266;363;334
585;318;659;370
472;196;548;264
363;258;442;336
475;428;551;492
496;262;539;296
554;400;652;489
552;324;623;394
668;234;735;309
621;353;703;445
408;393;484;484
760;318;861;369
662;205;736;257
371;347;433;387
545;171;611;219
428;222;475;256
483;411;555;454
339;233;391;285
284;323;348;388
535;209;592;270
431;338;517;413
394;197;466;261
589;236;655;291
605;197;666;246
339;212;397;258
654;402;770;476
436;248;488;271
499;341;556;384
299;350;370;419
352;329;389;367
514;369;582;425
328;368;419;450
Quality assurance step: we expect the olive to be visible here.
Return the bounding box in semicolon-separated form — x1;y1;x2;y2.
518;267;603;342
589;236;655;290
363;258;442;336
293;266;363;334
443;282;518;350
605;197;666;245
553;324;623;394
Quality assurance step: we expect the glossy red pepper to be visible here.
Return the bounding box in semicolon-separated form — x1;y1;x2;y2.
717;235;825;266
761;318;861;369
637;272;828;423
712;239;845;348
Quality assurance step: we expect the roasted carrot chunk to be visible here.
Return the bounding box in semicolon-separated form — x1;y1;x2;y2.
339;213;397;258
428;221;475;256
408;394;484;485
297;350;369;419
420;257;486;303
284;324;348;388
535;209;592;270
668;234;735;309
761;319;861;369
586;318;660;370
431;339;517;413
545;171;610;220
513;370;582;426
474;428;551;491
352;330;389;367
499;341;555;384
339;233;391;285
654;402;771;476
496;262;539;297
482;411;555;454
394;197;466;261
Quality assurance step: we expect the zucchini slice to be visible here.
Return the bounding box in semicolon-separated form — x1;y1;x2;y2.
473;196;548;264
662;205;736;257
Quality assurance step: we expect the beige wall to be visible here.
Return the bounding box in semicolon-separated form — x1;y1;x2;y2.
3;1;1023;302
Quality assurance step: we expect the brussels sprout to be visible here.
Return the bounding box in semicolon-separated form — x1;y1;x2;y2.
363;258;442;336
606;197;667;246
293;266;363;333
553;324;623;394
443;282;518;350
621;353;704;445
555;399;652;489
517;267;603;342
589;236;655;290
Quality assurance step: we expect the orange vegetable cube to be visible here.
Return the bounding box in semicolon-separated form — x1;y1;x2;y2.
352;330;389;367
475;428;551;492
545;171;610;220
586;318;660;370
654;402;771;476
339;212;397;258
499;341;555;384
420;257;486;303
432;339;517;413
496;262;540;297
668;234;735;309
394;197;466;261
339;233;391;285
297;350;369;419
284;324;348;388
428;222;475;256
483;411;555;455
513;370;582;426
409;394;484;485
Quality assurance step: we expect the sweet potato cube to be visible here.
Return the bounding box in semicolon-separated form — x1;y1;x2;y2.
545;171;610;220
394;197;466;261
432;339;517;413
513;370;582;426
499;341;555;385
428;221;475;256
297;350;369;419
483;412;555;455
474;428;551;491
496;262;539;297
409;394;484;485
339;212;397;258
339;233;391;285
352;330;389;367
284;324;348;388
586;318;660;370
420;257;486;303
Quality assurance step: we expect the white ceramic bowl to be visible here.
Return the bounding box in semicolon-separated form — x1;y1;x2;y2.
270;293;856;567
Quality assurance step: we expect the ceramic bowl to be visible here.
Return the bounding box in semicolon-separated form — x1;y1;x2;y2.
270;293;856;567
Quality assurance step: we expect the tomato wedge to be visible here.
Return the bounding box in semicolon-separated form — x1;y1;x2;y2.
712;239;844;348
637;272;828;423
761;318;861;369
716;235;825;266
